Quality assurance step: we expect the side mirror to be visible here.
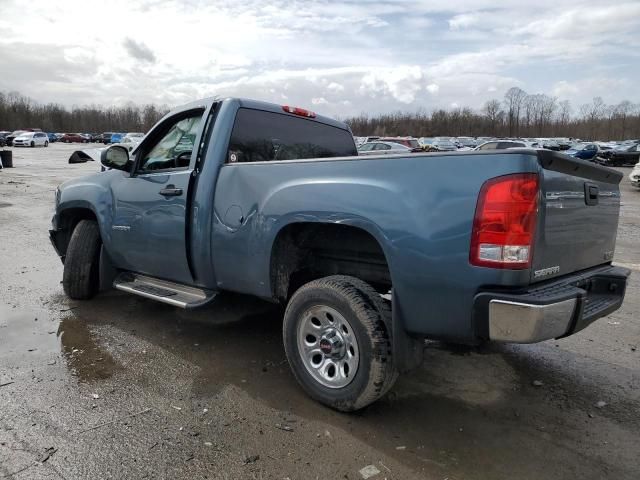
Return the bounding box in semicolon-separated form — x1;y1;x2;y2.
101;145;131;171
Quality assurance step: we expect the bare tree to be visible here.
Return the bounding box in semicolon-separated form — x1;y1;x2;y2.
504;87;527;136
482;99;502;135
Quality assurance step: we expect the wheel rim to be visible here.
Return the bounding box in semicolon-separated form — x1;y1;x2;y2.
296;305;359;389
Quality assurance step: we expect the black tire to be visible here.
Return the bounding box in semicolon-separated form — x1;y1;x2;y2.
44;141;49;147
62;220;102;300
283;275;397;411
30;141;35;147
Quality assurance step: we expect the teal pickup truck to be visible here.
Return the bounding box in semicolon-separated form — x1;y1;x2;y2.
50;97;630;411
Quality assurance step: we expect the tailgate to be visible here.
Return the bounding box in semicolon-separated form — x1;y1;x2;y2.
531;151;623;283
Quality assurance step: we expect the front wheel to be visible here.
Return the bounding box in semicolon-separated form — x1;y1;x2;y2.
62;220;102;300
30;141;35;147
283;275;397;411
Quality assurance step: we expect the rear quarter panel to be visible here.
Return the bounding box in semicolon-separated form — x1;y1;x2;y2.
212;152;541;342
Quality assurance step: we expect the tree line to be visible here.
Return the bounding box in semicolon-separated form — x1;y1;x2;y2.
0;91;169;133
1;87;639;141
347;87;640;141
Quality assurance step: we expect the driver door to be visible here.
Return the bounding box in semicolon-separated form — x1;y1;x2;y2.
110;109;204;284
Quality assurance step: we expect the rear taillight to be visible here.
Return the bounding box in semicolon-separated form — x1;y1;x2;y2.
470;173;539;269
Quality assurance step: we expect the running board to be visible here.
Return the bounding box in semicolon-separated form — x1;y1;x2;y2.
113;272;217;309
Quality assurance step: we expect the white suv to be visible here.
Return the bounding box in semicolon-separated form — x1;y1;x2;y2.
630;162;640;188
13;131;49;147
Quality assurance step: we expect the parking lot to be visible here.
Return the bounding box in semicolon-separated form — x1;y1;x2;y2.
1;143;639;479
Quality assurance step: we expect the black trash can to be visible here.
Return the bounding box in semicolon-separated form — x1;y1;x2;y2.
0;150;13;168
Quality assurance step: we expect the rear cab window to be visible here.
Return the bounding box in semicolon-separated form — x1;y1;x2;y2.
227;108;356;163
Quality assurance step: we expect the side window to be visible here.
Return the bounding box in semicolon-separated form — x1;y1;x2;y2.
358;143;374;151
375;143;391;150
227;108;357;163
480;142;497;150
138;112;203;172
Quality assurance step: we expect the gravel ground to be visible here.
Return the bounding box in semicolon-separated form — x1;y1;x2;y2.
1;143;638;480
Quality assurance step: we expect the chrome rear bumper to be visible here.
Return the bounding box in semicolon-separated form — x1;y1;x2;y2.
474;265;630;344
488;298;576;343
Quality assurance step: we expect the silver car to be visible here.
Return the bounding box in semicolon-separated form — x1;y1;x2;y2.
13;131;49;147
357;141;412;156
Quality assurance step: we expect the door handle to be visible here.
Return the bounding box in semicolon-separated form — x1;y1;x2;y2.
159;185;183;196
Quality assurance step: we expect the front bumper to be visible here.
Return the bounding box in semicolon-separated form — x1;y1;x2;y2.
474;265;630;343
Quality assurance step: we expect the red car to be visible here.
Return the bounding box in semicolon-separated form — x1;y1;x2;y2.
60;133;89;143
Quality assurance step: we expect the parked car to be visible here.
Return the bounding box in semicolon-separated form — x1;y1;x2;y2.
537;139;560;151
417;137;435;150
110;133;124;144
60;133;89;143
47;133;58;143
100;132;115;144
555;138;573;150
430;138;457;151
629;161;640;188
357;141;412;155
0;131;9;147
378;137;421;151
353;136;380;146
563;143;599;161
598;143;640;167
122;132;144;142
5;130;28;146
12;131;49;147
475;140;526;151
455;137;478;149
50;97;630;412
118;133;145;152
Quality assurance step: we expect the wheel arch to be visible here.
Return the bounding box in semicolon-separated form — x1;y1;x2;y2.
54;204;99;260
268;219;424;373
268;220;394;303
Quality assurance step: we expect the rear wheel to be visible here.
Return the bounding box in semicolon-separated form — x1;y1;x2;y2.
62;220;102;300
283;275;397;411
44;141;49;147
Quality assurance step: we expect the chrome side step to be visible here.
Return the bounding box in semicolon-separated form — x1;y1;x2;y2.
113;272;217;309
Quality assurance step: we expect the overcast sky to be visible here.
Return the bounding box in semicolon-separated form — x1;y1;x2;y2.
0;0;638;117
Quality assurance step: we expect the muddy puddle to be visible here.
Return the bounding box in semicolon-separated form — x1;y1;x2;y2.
0;304;120;384
57;316;120;382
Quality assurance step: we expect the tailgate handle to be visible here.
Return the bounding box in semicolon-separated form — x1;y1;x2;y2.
584;183;599;206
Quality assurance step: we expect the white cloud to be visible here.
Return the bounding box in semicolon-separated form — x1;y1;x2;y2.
0;0;637;116
359;66;424;104
448;13;480;30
